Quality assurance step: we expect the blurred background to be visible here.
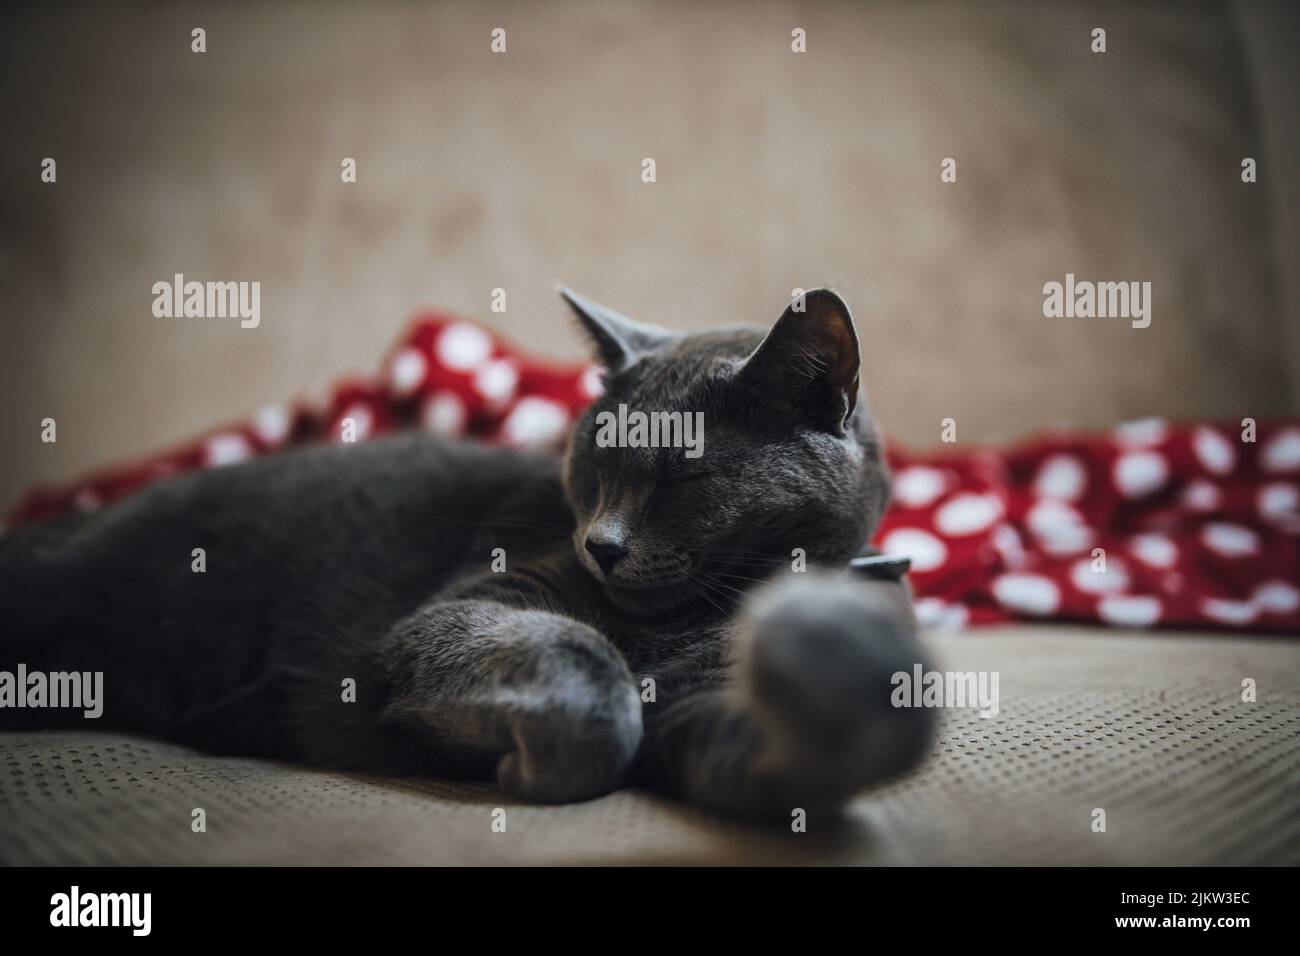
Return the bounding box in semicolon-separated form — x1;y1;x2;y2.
1;0;1296;509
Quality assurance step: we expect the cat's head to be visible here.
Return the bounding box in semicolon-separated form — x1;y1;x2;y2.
560;287;890;618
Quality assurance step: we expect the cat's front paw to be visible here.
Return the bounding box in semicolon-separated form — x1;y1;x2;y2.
740;571;937;808
491;624;643;804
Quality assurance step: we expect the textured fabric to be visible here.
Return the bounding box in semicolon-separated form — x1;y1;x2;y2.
1;0;1294;513
882;421;1300;633
9;313;1299;633
2;628;1297;866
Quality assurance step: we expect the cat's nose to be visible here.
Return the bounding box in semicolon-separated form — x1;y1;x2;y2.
585;535;629;576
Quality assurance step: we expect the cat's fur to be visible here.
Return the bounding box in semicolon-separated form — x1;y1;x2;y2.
0;288;935;817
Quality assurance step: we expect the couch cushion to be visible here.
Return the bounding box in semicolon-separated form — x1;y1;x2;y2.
3;627;1296;865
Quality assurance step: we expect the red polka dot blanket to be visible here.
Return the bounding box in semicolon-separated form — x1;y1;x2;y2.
8;311;1299;633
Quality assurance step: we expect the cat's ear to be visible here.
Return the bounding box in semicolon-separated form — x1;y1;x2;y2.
559;286;677;372
738;288;861;434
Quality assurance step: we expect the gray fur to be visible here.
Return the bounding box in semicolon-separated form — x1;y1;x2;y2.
0;288;934;817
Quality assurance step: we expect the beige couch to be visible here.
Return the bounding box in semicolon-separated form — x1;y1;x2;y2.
4;629;1297;865
1;1;1297;865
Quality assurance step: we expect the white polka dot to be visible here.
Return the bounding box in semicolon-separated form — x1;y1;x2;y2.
992;573;1061;616
580;365;606;400
1181;479;1221;512
338;404;374;442
892;466;947;509
421;391;467;437
991;524;1027;570
1038;523;1094;556
880;528;948;573
472;358;519;411
74;488;102;512
1192;427;1235;476
935;492;1003;536
502;397;571;449
1200;597;1258;627
1113;451;1169;498
1033;454;1087;501
388;347;428;396
1201;522;1260;558
1025;499;1092;555
1254;580;1300;615
252;405;291;445
1026;499;1083;537
1257;482;1298;524
1070;556;1130;594
205;432;253;467
1113;417;1168;448
436;323;493;371
1261;427;1300;473
1098;594;1162;628
1129;533;1178;569
914;598;969;633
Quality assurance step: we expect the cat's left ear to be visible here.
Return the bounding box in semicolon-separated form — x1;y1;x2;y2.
559;286;678;373
738;288;861;434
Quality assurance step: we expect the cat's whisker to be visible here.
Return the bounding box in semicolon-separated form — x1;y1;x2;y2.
699;568;771;596
704;569;778;587
682;577;730;617
694;575;752;602
698;557;778;569
694;547;789;560
691;574;747;608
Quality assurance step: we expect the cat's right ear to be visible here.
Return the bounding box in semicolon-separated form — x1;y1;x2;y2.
737;288;861;435
559;286;677;373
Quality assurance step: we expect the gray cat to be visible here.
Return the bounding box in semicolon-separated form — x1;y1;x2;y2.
1;288;935;817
